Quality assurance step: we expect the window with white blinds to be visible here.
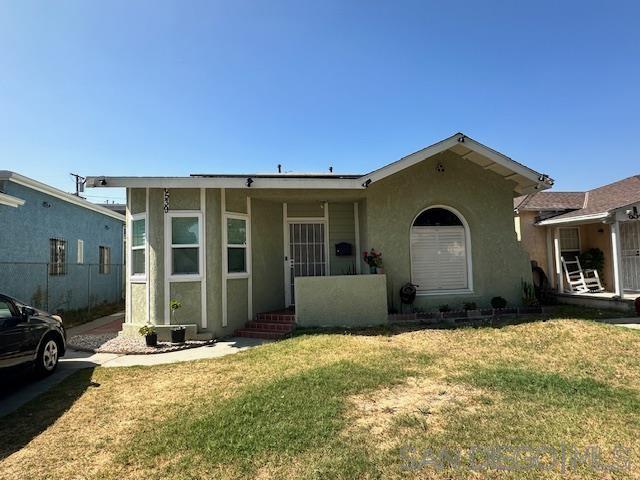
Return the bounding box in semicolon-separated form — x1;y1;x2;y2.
410;208;470;292
559;227;580;252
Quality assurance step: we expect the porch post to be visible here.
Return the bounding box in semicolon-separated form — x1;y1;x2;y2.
545;227;555;289
553;227;562;292
611;221;623;296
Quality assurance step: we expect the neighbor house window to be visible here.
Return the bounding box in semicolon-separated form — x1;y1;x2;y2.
410;207;471;293
77;239;84;264
169;213;202;277
559;227;580;260
49;238;67;276
226;216;248;275
131;214;146;279
99;246;111;274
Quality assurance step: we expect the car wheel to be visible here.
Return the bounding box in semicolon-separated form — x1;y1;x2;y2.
36;337;60;376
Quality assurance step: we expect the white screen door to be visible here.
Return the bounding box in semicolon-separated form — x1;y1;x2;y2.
286;222;326;305
620;221;640;291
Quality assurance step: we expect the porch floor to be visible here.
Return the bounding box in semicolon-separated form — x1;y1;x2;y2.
555;290;640;312
558;291;640;301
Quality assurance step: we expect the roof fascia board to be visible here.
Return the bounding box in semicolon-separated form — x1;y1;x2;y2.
537;212;610;226
1;172;125;221
359;133;550;190
0;192;25;208
362;135;461;183
86;176;364;190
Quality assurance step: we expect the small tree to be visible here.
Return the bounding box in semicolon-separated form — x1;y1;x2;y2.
170;299;182;324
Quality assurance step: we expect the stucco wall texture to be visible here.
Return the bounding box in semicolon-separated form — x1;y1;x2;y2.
127;150;533;333
295;274;387;327
0;181;124;311
365;151;531;311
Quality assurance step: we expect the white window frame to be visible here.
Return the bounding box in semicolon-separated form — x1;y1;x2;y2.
130;212;147;283
77;239;84;264
410;205;473;296
166;211;203;282
224;212;250;279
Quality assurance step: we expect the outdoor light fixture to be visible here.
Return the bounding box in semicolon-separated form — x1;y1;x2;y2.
42;201;51;208
99;178;107;186
627;206;639;220
362;179;372;188
246;177;254;187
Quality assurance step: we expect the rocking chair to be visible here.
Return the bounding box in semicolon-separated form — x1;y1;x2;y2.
561;256;604;293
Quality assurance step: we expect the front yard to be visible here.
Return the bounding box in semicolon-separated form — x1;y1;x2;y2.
1;315;639;479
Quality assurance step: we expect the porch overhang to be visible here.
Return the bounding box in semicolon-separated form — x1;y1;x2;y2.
536;212;611;226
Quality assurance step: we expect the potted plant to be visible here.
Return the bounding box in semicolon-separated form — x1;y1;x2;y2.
464;301;481;318
139;324;157;347
363;249;383;274
169;299;186;343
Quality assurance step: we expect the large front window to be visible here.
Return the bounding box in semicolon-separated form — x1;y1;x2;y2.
169;213;202;278
410;207;471;293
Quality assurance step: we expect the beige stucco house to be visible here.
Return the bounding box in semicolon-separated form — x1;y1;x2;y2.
514;175;640;310
88;133;553;340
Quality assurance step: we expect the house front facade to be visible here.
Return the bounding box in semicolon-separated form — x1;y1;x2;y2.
0;171;125;312
88;133;553;339
514;175;640;310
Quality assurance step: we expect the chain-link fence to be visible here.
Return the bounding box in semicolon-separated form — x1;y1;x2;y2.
0;262;124;314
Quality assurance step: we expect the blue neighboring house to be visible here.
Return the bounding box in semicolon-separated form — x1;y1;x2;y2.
0;171;125;312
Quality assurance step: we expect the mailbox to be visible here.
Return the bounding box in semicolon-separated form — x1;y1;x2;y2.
335;242;352;257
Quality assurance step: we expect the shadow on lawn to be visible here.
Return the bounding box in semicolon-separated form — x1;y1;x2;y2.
0;368;98;460
294;304;638;339
294;315;550;338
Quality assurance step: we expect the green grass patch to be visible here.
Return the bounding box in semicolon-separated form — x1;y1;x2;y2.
461;366;640;414
125;350;428;475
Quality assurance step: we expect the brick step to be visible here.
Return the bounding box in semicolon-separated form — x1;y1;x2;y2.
234;328;292;340
255;313;296;324
246;321;295;332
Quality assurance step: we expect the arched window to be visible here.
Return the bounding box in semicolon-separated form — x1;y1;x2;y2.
410;206;471;292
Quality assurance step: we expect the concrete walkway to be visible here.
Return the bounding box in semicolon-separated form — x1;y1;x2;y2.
1;313;271;417
597;317;640;330
66;311;124;336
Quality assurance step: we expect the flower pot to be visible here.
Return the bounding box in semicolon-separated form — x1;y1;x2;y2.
369;265;377;274
171;327;186;344
145;333;158;347
376;267;385;274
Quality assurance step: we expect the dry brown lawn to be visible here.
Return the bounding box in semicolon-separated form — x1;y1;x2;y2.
1;317;639;479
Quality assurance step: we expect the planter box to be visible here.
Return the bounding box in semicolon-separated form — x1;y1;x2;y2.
465;309;482;318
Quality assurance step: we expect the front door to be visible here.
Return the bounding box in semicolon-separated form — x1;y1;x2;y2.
285;222;327;305
620;221;640;291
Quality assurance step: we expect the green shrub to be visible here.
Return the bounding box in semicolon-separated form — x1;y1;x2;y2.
491;296;507;309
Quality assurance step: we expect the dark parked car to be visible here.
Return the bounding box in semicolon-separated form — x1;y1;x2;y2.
0;294;66;375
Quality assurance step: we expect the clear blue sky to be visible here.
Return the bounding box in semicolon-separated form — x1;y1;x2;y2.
1;1;639;204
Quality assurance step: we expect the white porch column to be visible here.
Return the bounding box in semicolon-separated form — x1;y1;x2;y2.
553;227;562;292
545;227;555;289
611;221;623;296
